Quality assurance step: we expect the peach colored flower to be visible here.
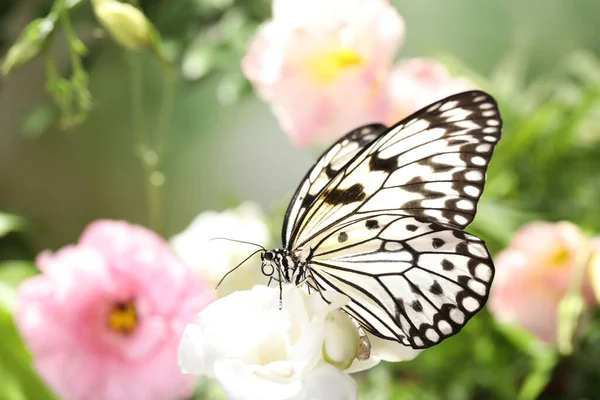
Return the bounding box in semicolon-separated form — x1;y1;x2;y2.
242;0;403;148
385;58;473;125
489;221;595;345
588;238;600;302
16;220;215;400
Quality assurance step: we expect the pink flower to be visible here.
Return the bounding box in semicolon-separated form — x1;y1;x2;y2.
489;221;595;345
385;58;473;125
16;220;215;400
242;0;403;148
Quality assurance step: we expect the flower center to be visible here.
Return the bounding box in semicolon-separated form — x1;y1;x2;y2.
108;301;138;335
550;247;570;265
306;48;363;83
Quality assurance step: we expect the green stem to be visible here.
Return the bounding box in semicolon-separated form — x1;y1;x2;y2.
155;64;177;159
129;54;160;232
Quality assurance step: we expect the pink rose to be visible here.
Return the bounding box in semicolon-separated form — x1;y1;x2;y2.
385;58;474;125
16;220;215;400
242;0;403;148
489;221;595;345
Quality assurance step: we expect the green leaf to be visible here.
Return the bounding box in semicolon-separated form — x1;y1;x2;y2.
0;302;57;400
21;104;57;138
0;212;26;239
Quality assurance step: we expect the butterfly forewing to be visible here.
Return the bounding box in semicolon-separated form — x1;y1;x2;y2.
282;124;387;247
288;91;501;249
278;90;502;349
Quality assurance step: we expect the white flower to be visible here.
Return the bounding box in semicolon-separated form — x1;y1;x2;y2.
178;285;360;400
171;202;271;297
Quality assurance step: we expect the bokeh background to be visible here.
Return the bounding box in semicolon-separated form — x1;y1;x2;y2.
2;0;600;250
2;0;600;399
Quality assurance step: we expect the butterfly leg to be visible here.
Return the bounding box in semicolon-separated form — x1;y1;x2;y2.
277;268;283;310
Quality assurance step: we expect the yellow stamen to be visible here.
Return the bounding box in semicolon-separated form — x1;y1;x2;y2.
551;248;571;265
108;301;137;335
306;48;363;84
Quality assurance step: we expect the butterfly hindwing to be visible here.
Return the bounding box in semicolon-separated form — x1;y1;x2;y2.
305;214;494;348
289;91;502;249
282;124;387;247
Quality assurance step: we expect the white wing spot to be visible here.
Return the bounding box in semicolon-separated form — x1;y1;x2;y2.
483;135;497;142
438;320;452;335
461;296;479;312
454;215;469;225
425;328;440;342
476;144;492;153
478;102;493;109
482;110;496;117
439;100;459;111
450;308;465;324
464;186;480;197
467;243;488;258
456;200;474;210
482;127;498;134
360;127;371;134
413;337;424;347
465;170;483;181
486;119;500;126
475;264;492;281
473;95;487;103
471;156;486;166
427;102;441;112
468;280;488;296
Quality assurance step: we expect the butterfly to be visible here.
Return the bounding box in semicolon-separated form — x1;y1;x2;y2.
259;90;501;349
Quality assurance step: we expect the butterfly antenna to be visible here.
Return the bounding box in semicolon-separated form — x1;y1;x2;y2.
215;249;263;289
209;237;266;251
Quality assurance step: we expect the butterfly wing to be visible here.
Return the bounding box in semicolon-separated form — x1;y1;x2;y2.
304;213;493;348
288;90;502;249
282;124;388;248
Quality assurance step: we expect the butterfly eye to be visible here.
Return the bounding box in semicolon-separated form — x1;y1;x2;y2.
263;252;274;262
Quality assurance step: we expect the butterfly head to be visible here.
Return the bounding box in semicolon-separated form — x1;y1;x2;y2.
260;248;305;285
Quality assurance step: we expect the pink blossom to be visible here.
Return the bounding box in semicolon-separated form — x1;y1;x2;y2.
242;0;403;148
16;220;215;400
489;221;595;345
385;58;473;125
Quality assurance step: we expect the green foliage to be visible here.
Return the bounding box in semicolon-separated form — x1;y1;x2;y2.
0;261;56;400
354;49;600;400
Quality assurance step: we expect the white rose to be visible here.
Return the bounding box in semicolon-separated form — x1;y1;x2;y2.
178;285;360;400
171;202;271;297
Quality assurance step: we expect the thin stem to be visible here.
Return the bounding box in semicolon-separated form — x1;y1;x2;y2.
124;1;176;235
129;53;161;232
155;64;177;159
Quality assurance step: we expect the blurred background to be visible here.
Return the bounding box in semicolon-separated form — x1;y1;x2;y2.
2;0;600;399
1;0;600;251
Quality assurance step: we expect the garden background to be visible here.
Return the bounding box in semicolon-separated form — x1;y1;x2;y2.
1;0;600;399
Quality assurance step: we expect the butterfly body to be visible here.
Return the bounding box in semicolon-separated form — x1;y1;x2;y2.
261;248;308;286
261;91;502;349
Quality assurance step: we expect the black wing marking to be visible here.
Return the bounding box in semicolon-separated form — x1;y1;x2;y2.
282;124;387;248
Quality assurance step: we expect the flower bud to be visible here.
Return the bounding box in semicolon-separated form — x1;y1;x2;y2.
322;310;360;370
91;0;152;50
1;18;54;75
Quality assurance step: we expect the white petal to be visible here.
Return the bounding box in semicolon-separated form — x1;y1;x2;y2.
368;334;423;362
322;310;360;370
215;359;302;400
178;324;215;376
297;363;358;400
345;357;381;374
